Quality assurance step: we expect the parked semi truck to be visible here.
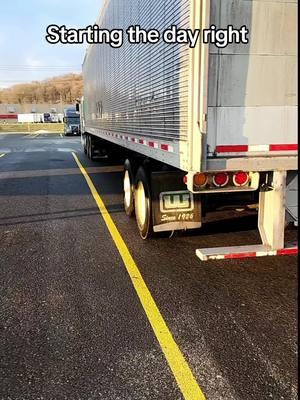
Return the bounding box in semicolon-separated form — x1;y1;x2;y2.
63;107;81;136
80;0;298;260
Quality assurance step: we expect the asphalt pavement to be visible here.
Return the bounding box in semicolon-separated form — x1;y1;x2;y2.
0;132;298;400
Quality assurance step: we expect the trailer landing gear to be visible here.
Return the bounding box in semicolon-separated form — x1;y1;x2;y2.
196;171;298;261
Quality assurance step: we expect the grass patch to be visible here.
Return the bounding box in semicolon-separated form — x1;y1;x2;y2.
0;123;64;133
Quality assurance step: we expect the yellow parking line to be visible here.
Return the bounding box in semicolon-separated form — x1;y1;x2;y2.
0;153;5;158
72;152;206;400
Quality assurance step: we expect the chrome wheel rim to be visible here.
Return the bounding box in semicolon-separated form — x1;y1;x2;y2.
135;181;147;229
124;171;132;209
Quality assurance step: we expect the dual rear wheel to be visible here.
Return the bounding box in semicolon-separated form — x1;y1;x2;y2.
123;161;153;239
86;135;95;160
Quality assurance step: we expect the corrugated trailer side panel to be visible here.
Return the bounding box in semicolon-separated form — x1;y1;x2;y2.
207;0;298;156
83;0;197;171
83;0;297;172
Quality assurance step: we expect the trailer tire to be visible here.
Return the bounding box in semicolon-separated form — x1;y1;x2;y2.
83;134;87;154
123;160;135;217
134;167;153;239
87;135;95;160
87;135;91;159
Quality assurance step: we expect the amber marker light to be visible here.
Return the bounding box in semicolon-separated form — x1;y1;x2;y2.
193;173;208;187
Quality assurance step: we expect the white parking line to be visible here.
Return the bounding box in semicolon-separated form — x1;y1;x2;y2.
23;133;37;139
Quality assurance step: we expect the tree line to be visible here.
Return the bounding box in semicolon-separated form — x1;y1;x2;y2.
0;74;83;105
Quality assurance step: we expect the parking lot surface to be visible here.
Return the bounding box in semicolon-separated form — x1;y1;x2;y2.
0;133;298;400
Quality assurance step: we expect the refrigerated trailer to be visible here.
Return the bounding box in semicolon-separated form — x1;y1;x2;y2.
81;0;298;260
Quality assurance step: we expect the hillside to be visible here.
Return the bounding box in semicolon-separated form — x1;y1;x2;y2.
0;74;83;105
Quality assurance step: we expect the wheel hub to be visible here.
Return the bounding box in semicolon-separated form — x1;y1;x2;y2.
124;171;132;208
136;181;147;228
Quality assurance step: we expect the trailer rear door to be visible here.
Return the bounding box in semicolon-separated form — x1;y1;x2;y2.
206;0;297;157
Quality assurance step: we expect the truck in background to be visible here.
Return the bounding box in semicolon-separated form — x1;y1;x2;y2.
52;113;64;123
43;113;52;123
63;107;81;136
18;113;43;123
80;0;298;260
17;113;64;123
0;114;18;123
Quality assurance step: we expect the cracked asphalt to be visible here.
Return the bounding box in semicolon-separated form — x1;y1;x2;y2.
0;133;298;400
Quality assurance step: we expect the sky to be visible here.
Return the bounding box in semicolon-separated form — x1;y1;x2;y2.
0;0;103;88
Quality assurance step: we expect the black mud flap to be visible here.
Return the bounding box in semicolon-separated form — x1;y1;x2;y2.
151;171;202;233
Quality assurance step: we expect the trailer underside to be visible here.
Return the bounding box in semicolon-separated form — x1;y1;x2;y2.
82;132;298;260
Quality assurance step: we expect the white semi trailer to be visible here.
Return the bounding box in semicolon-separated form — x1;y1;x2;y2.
80;0;298;260
17;113;43;123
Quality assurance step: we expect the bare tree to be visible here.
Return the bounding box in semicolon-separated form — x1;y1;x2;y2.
0;74;83;104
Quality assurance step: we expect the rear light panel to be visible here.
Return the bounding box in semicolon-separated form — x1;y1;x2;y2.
184;171;259;193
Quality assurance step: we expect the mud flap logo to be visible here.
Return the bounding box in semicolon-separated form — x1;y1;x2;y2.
160;191;194;213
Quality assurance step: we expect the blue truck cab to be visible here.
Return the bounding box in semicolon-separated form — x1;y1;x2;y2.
63;107;81;136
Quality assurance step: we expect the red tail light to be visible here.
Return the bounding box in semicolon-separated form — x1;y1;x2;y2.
233;171;249;187
213;172;229;187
